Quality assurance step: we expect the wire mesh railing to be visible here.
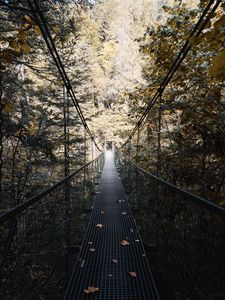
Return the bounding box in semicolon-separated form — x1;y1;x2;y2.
116;153;225;300
0;153;104;300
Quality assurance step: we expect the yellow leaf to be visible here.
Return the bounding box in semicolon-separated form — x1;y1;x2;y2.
56;80;64;87
189;35;199;46
84;287;99;294
204;20;212;29
203;29;217;41
162;5;170;12
209;50;225;80
22;22;32;30
214;14;225;29
96;224;103;228
18;30;27;42
20;43;30;54
33;25;42;36
3;103;13;113
23;15;34;24
120;239;129;246
52;25;60;33
128;271;137;277
28;124;39;136
0;49;21;63
9;40;21;53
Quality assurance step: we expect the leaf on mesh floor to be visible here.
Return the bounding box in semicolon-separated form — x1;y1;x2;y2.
120;239;129;246
112;259;118;263
89;248;96;252
96;224;103;228
128;271;137;277
122;212;127;215
84;287;100;294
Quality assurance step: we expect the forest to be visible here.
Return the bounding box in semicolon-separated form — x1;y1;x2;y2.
0;0;225;299
0;0;224;209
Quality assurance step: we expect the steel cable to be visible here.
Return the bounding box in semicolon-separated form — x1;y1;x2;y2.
27;0;101;151
122;0;222;148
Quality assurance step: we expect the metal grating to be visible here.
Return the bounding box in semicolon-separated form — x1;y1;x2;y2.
65;154;159;300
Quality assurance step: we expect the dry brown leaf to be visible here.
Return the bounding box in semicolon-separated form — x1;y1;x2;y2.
120;240;129;246
128;271;137;277
112;259;118;263
84;286;100;294
89;248;96;252
96;224;103;228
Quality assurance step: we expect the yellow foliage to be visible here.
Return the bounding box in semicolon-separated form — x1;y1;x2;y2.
189;35;199;46
9;40;21;53
3;103;13;113
20;43;30;54
33;25;42;36
28;124;39;136
214;14;225;28
209;50;225;80
23;15;34;25
203;29;217;41
18;30;27;42
52;25;60;33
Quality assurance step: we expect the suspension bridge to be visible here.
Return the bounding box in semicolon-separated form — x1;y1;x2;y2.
0;0;225;299
1;147;225;299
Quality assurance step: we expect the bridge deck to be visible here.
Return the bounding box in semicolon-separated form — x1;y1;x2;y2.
65;153;159;300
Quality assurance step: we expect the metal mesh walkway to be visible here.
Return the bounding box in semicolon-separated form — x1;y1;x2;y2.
65;152;159;300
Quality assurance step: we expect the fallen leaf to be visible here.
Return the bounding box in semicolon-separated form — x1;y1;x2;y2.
89;248;96;252
100;210;105;214
84;287;100;294
122;212;127;215
88;241;93;245
120;240;129;246
96;224;103;228
117;200;122;203
128;271;137;277
112;259;118;263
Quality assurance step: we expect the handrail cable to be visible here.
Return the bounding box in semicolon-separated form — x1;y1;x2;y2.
26;0;101;151
0;154;102;224
129;159;225;217
122;0;222;148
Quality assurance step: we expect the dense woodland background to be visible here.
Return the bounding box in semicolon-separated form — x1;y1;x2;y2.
0;0;225;210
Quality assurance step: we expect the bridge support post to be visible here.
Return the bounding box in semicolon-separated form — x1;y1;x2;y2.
63;85;71;271
0;69;2;192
